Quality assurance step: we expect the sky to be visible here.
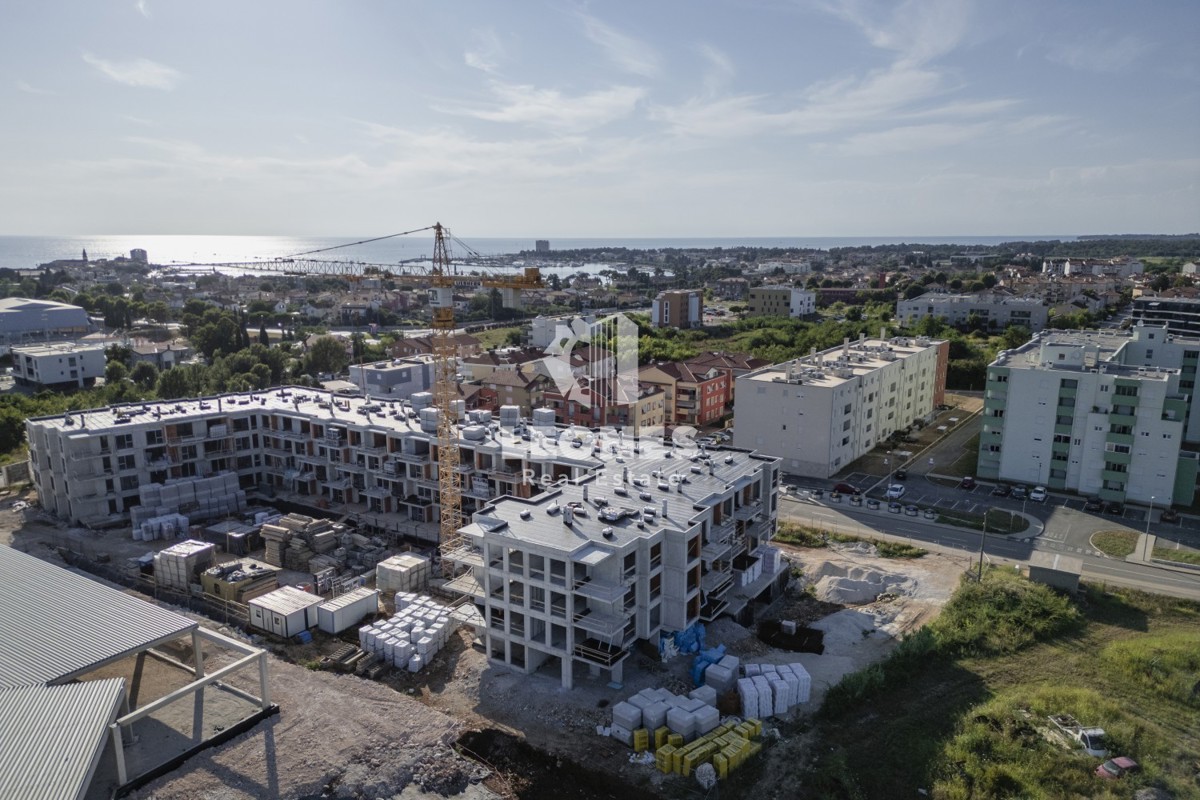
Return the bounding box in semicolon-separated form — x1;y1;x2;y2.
1;0;1198;238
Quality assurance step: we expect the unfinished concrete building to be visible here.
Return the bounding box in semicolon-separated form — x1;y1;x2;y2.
445;446;783;688
26;389;602;535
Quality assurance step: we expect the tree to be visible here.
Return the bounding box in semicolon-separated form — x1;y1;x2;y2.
1002;325;1031;350
259;322;270;346
105;361;128;385
904;284;926;300
307;336;349;376
130;361;159;390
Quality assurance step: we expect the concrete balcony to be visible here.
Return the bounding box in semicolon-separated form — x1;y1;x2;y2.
445;571;485;599
734;501;763;521
574;577;625;603
444;545;484;568
572;607;628;637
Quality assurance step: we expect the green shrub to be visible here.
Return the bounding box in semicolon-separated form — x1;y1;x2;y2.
933;569;1081;657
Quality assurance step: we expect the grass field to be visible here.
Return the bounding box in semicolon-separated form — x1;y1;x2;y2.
471;326;523;349
1093;530;1139;558
936;507;1030;535
774;522;928;559
1152;546;1200;566
795;569;1200;799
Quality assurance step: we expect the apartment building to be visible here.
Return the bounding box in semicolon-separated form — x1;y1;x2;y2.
638;362;728;427
542;379;667;432
747;286;816;318
11;342;106;388
26;389;605;531
348;356;435;399
896;293;1048;331
977;323;1200;506
684;351;770;405
734;335;949;477
444;446;782;688
1132;296;1200;337
651;290;703;329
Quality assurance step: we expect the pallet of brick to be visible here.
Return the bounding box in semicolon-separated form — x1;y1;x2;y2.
376;553;431;595
154;539;216;592
737;678;758;719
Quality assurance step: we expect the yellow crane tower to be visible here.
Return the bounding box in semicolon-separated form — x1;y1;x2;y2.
426;223;542;576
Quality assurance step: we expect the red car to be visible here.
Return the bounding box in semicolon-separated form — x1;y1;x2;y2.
832;482;861;495
1095;757;1139;780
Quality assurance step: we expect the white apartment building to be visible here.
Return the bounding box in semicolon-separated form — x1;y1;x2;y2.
12;342;106;388
444;447;782;688
896;293;1048;331
734;335;948;477
747;287;816;318
348;356;435;399
978;323;1200;507
26;389;604;531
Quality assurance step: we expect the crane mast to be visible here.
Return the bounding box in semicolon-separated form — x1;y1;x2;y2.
429;223;465;574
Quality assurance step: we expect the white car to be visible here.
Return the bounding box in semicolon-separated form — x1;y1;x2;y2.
1030;486;1048;502
885;484;906;500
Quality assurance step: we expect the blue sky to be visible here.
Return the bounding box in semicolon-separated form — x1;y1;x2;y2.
2;0;1197;237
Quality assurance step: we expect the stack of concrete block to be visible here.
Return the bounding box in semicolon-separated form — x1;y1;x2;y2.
357;593;459;673
737;662;812;717
134;512;190;542
758;546;783;575
376;553;431;596
734;556;764;588
153;539;216;592
703;654;740;693
610;701;642;747
689;685;718;707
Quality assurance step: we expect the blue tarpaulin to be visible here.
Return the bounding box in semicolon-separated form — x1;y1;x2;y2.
691;644;727;686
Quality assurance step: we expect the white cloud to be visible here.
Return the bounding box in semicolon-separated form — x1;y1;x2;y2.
436;81;645;132
16;80;53;95
834;122;989;155
696;43;735;95
82;53;181;90
818;0;971;65
135;0;149;18
1047;33;1149;73
580;13;660;77
464;29;505;74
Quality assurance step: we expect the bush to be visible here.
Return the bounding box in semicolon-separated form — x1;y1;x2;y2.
932;569;1081;657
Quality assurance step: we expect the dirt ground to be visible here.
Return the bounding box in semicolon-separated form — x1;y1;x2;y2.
0;484;967;799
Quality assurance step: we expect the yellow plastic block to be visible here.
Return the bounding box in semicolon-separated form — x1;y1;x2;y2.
747;718;763;738
668;733;684;748
633;728;650;753
748;741;763;759
654;726;670;750
672;747;685;775
713;752;728;779
656;744;675;774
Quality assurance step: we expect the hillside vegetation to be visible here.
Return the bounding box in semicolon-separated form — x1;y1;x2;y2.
798;568;1200;799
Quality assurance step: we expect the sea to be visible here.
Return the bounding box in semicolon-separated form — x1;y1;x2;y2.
0;234;1080;273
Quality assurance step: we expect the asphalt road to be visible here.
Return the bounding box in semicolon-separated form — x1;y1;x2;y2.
779;493;1200;601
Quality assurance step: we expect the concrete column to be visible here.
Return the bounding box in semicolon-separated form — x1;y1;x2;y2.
561;657;573;690
258;652;271;708
610;661;624;686
588;664;600;679
192;629;205;678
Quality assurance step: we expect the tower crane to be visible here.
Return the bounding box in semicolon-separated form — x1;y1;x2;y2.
427;223;542;578
168;223;542;584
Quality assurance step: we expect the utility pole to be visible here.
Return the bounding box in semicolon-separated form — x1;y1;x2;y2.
978;511;987;581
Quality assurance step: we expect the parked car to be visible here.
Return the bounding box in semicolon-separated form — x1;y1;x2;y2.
991;484;1012;498
893;468;907;481
1084;496;1104;512
1105;501;1126;516
904;505;919;517
1160;507;1179;523
885;484;906;500
1095;757;1139;780
1011;485;1029;500
833;482;860;495
1030;486;1048;502
959;476;977;490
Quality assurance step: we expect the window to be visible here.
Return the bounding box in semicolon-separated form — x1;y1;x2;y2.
1114;385;1138;397
119;475;139;491
115;434;133;450
1105;443;1131;454
992;409;1005;418
117;454;135;471
1055;415;1073;426
1061;379;1078;389
987;444;1001;453
146;429;164;445
1058;396;1074;407
993;374;1008;383
1053;434;1070;443
1110;424;1132;435
1049;468;1067;479
1146;349;1154;359
1104;461;1128;473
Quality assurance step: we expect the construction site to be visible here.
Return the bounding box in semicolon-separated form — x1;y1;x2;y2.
0;225;970;799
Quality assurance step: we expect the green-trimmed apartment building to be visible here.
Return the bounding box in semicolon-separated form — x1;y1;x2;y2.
978;323;1200;507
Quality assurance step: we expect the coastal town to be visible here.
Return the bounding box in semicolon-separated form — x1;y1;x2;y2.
0;233;1198;800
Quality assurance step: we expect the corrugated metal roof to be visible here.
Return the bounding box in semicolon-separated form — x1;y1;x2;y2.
318;586;378;611
0;679;125;800
249;584;324;615
0;546;196;689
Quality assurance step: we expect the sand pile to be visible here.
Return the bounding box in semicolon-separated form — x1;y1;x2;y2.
810;562;915;604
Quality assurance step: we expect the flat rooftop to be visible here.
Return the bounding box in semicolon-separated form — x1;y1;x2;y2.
466;446;774;556
11;341;105;357
742;336;941;389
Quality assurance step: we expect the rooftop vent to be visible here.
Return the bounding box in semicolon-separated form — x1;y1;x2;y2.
602;527;615;539
519;510;532;520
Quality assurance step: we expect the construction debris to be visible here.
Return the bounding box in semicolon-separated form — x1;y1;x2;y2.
259;513;351;570
199;559;280;602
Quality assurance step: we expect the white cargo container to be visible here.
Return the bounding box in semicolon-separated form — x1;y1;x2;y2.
248;585;322;638
317;587;379;634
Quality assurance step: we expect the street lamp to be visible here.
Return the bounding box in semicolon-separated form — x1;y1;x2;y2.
978;510;987;580
1146;495;1155;537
